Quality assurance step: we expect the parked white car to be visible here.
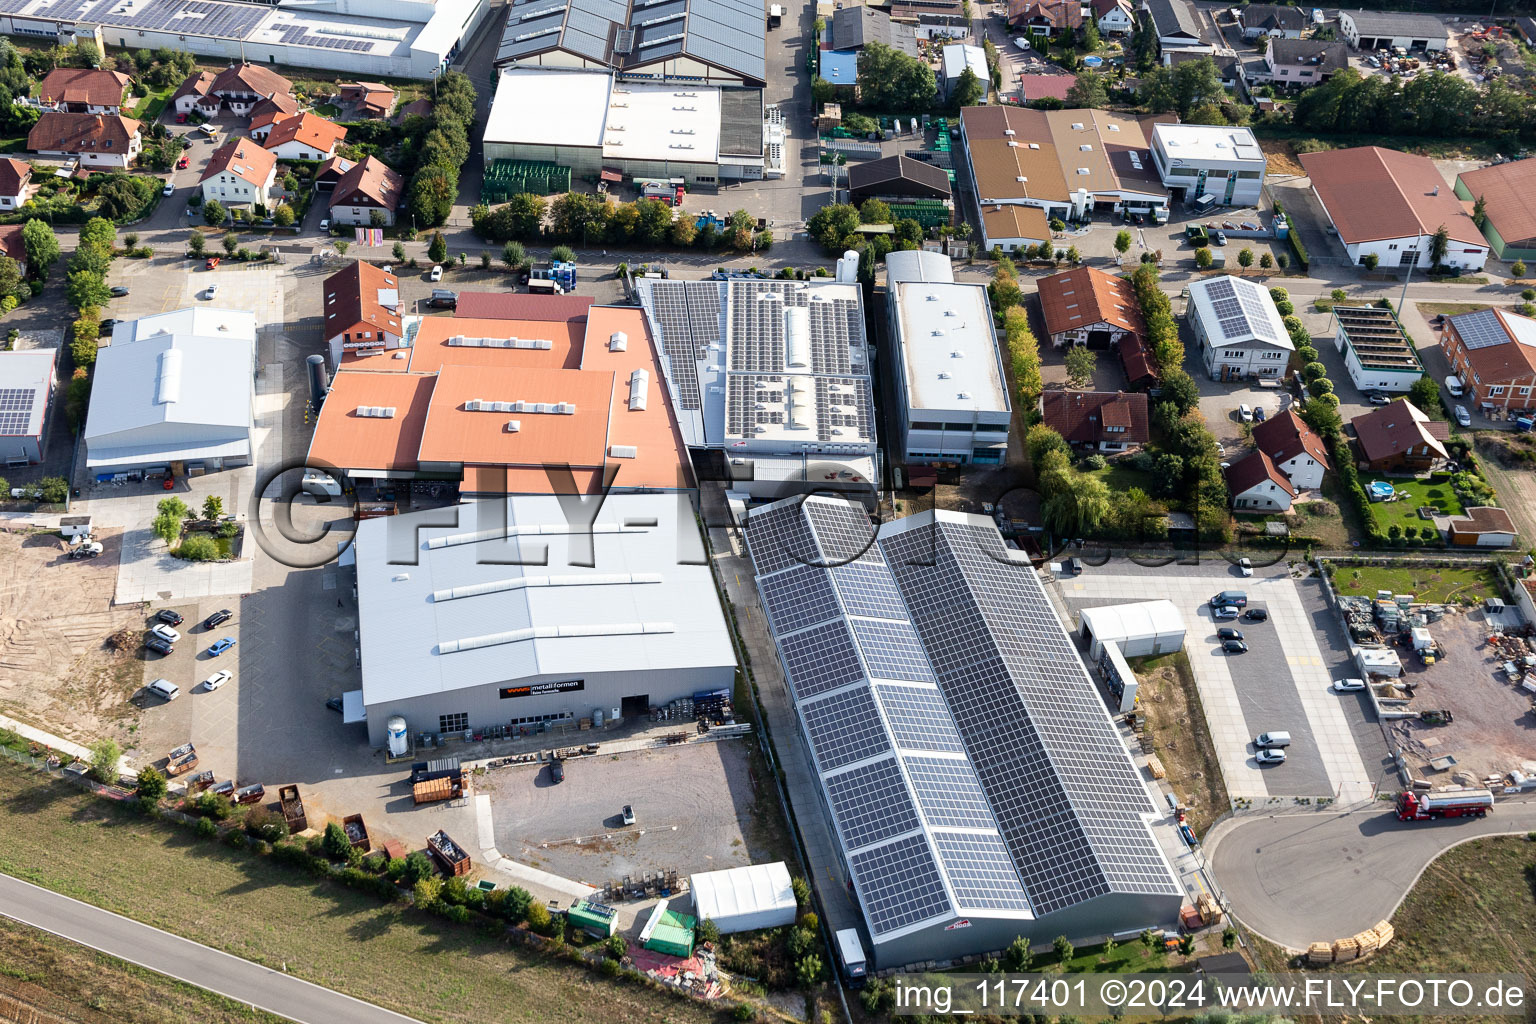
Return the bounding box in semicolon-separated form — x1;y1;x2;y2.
1013;36;1031;49
1238;403;1254;423
150;623;181;643
430;265;444;282
1332;678;1366;692
146;678;180;701
1455;404;1472;427
201;669;232;692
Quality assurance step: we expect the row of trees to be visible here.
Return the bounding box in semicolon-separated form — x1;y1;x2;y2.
806;199;923;257
1130;264;1230;541
471;193;771;252
1291;67;1536;141
855;43;938;113
403;71;477;228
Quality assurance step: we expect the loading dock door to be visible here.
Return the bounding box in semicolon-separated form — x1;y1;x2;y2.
621;693;650;717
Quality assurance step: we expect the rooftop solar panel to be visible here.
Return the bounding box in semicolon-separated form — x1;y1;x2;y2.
824;757;923;850
759;562;841;634
850;618;936;682
849;833;952;934
799;684;890;771
903;755;996;828
931;832;1031;912
778;618;866;699
830;561;907;619
874;685;965;753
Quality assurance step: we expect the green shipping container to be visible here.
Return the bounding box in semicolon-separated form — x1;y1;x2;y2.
644;908;696;958
567;899;618;938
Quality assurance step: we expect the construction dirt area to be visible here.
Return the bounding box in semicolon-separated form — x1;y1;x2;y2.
1128;652;1228;836
1385;608;1536;786
0;527;143;745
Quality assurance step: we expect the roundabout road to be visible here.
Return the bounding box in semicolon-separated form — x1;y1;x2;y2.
1207;798;1536;951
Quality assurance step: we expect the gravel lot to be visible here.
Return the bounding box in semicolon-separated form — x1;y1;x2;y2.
483;739;765;888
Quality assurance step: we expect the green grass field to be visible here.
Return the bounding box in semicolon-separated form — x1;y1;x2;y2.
1083;460;1159;497
1332;563;1498;605
1362;474;1465;533
0;760;719;1024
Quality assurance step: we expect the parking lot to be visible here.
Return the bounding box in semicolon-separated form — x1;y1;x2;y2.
482;739;765;888
1056;562;1388;804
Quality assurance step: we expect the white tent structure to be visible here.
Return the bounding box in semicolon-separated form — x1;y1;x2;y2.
690;862;797;934
1078;600;1186;661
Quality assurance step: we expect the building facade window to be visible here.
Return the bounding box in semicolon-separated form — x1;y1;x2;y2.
439;712;468;733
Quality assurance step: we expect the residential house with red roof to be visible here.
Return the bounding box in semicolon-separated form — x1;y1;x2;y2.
1300;146;1488;272
1038;390;1149;453
1349;399;1449;473
1251;407;1329;490
329;156;404;227
171;71;216;116
261;113;347;162
323;261;402;367
247;93;301;141
1038;266;1145;349
27;112;140;169
0;158;34;211
1441;307;1536;414
35;68;130;114
205;63;294;119
1224;450;1296;512
200;138;277;210
1007;0;1084;35
1091;0;1134;33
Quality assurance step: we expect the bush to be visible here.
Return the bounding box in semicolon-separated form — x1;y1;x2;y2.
413;876;443;910
136;765;167;800
195;791;233;819
195;816;219;839
175;533;219;561
223;829;247;850
88;738;121;783
697;917;721;944
322;821;355;861
525;900;555;935
1082;454;1107;471
1514;260;1528;278
604;934;627;959
400;851;435;886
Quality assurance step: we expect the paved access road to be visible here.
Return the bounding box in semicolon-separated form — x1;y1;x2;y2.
0;873;426;1024
1207;798;1536;951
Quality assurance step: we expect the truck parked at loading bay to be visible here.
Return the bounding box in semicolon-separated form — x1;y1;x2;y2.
1394;788;1493;821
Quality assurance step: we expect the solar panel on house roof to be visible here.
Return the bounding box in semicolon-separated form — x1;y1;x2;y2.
0;387;37;434
1451;308;1511;349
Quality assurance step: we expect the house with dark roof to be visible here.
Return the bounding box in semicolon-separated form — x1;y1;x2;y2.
1299;147;1487;272
323;261;402;367
1007;0;1084;36
1446;506;1518;547
1259;38;1347;85
1038;266;1145;350
1091;0;1134;34
27;113;141;169
1337;9;1447;51
1166;49;1242;87
1349;399;1449;473
34;68;130;114
848;155;952;205
1139;0;1212;53
1039;390;1149;452
1455;158;1536;262
314;156;355;192
246;93;301;140
0;157;34;211
1225;450;1296;511
329;156;405;227
831;6;918;54
1239;3;1305;38
1440;307;1536;414
1251;408;1329;490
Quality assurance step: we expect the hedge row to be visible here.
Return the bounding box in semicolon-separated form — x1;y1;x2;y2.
1272;198;1309;271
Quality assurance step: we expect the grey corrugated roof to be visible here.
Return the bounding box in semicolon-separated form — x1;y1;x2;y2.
497;0;765;84
1267;37;1347;73
1341;8;1447;37
848;154;951;197
718;87;764;156
1239;3;1305;30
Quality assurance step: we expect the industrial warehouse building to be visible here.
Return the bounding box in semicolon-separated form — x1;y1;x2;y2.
635;268;879;505
84;309;256;477
482;68;765;183
744;497;1182;969
352;492;736;747
0;0;490;79
883;250;1010;466
1455;158;1536;262
1331;304;1422;394
0;349;55;467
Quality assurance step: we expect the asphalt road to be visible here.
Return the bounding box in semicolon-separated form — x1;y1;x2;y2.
1207;797;1536;951
0;872;426;1024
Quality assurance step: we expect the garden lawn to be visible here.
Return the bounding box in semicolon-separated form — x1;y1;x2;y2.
1332;563;1498;605
1082;460;1160;497
1362;474;1464;533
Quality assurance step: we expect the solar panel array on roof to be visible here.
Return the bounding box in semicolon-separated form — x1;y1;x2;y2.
1200;277;1281;344
1450;308;1511;350
800;685;890;771
40;0;269;39
0;387;37;435
824;757;923;849
849;833;952;934
639;280;703;410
